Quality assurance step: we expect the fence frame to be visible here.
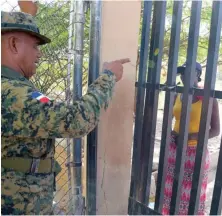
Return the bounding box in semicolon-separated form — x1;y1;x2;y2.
86;0;102;214
129;0;222;215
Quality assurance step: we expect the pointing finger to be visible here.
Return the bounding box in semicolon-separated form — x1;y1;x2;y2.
117;58;131;64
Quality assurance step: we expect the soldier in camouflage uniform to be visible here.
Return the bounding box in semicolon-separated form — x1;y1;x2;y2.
1;11;130;215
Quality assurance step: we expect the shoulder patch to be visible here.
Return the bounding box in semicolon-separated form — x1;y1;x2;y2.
32;91;50;103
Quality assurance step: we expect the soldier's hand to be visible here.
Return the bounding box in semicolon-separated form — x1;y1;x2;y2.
18;0;38;16
103;58;130;82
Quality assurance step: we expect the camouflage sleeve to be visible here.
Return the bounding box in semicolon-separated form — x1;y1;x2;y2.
2;70;116;138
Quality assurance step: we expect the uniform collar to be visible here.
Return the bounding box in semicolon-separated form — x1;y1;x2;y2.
1;65;35;88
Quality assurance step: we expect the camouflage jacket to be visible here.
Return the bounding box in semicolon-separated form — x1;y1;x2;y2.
1;65;116;215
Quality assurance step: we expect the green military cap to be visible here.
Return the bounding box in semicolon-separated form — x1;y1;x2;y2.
1;11;51;45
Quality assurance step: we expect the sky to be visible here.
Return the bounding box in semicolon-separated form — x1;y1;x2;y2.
1;0;19;12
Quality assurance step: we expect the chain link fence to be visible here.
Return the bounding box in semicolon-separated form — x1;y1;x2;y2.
1;0;90;214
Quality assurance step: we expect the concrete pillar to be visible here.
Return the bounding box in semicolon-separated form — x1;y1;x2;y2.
96;1;141;214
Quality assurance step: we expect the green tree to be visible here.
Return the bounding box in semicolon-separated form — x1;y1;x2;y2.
137;0;222;83
32;1;90;98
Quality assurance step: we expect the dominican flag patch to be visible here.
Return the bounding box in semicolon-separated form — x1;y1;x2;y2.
32;91;50;103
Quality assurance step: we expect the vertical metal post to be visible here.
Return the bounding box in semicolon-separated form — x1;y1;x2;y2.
128;2;152;214
66;0;75;213
188;1;222;214
72;0;85;214
155;0;183;212
86;0;102;214
169;1;202;214
138;0;166;207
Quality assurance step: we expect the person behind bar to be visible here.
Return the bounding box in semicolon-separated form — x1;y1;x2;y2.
162;62;220;215
1;3;130;215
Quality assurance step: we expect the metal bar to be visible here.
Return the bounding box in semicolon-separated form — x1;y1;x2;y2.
128;197;161;215
66;0;75;213
210;136;222;215
86;0;102;214
135;82;222;99
215;91;222;99
72;0;85;214
129;0;153;209
155;1;183;212
169;1;202;214
138;1;166;204
188;1;222;214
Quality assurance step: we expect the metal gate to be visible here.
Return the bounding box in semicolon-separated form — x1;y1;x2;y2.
129;0;222;215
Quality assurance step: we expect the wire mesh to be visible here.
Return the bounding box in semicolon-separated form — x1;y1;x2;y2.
1;0;90;214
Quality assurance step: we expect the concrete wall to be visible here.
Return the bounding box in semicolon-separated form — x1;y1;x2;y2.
96;1;141;214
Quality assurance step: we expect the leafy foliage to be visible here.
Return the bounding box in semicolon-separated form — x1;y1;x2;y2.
138;0;222;83
32;1;90;97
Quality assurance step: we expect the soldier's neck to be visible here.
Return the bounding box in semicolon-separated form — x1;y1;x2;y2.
1;61;26;78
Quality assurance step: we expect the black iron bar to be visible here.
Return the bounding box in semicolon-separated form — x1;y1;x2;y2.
137;1;166;208
169;1;202;214
135;82;222;100
86;0;102;214
155;1;183;212
188;1;222;214
129;197;162;215
128;1;153;214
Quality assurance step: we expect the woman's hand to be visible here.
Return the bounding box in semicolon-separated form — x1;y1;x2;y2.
172;131;198;140
188;133;199;140
171;131;179;136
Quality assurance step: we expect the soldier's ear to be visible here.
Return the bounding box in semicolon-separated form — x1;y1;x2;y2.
18;0;38;16
7;35;19;54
